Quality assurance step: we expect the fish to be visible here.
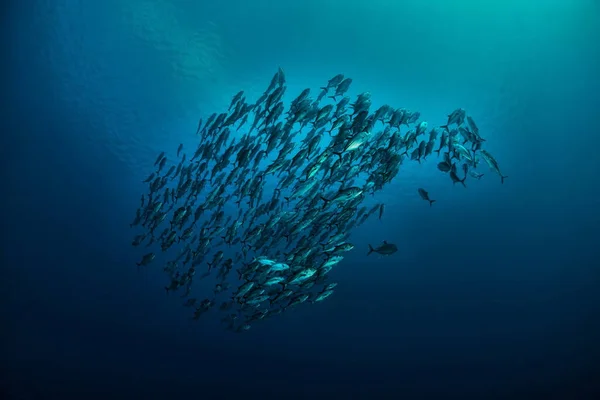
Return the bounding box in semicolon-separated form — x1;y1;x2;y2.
417;188;436;206
450;170;467;187
329;78;352;100
437;162;451;173
378;203;385;220
321;74;344;91
480;150;508;184
320;186;363;207
469;170;484;180
313;289;334;303
367;241;398;256
136;252;156;266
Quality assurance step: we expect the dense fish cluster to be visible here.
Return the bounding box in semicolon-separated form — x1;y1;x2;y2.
130;68;505;332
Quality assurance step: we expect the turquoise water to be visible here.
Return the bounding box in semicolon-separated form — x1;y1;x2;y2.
3;1;600;398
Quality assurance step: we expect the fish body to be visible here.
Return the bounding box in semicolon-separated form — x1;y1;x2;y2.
367;241;397;256
137;252;156;266
417;188;436;206
481;150;507;183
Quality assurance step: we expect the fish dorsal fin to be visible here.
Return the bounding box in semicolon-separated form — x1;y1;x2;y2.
383;240;388;244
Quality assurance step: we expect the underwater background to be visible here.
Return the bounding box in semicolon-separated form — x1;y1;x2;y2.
2;0;600;399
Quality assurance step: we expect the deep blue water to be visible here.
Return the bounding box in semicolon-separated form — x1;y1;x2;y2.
2;1;600;399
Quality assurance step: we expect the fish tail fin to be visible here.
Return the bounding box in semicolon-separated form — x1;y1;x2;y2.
332;151;343;163
440;124;449;131
501;175;508;184
320;196;330;208
429;200;436;207
461;178;467;188
328;95;337;101
368;245;374;255
320;86;328;91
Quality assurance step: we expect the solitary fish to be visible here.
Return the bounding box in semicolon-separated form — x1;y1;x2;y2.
417;188;436;206
367;241;398;256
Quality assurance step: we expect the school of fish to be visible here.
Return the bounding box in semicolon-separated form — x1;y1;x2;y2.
130;68;506;332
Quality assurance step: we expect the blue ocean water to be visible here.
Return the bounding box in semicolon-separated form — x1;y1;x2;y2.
2;0;600;399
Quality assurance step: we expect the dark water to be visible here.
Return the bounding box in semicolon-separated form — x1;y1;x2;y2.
2;1;600;399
